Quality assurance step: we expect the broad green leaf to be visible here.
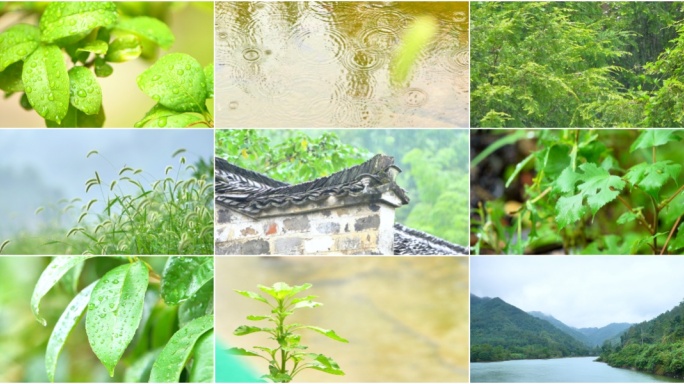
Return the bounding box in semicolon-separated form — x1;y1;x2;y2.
553;167;580;194
161;256;213;305
86;261;149;377
234;325;268;336
151;305;178;350
40;2;118;44
136;53;207;112
115;16;174;49
204;64;213;99
555;194;585;230
0;61;24;93
45;281;97;383
189;330;214;383
46;103;105;128
227;347;262;357
23;45;70;123
134;104;210;128
149;315;214;383
124;349;160;383
105;35;142;63
630;130;682;152
624;161;682;198
235;289;268;304
60;259;84;295
77;40;109;55
300;326;349;342
308;354;345;375
31;256;94;326
68;66;101;115
0;24;40;71
94;58;113;77
178;279;213;328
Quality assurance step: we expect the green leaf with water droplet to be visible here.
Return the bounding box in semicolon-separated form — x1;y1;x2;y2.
189;329;214;383
135;104;210;128
68;66;101;115
40;2;118;44
31;256;95;326
137;53;207;112
105;34;142;63
179;279;213;328
46;103;105;128
0;23;40;71
149;315;214;383
22;45;70;123
0;61;24;93
161;257;213;305
204;64;213;99
76;40;109;56
115;16;175;49
45;280;97;383
85;261;149;377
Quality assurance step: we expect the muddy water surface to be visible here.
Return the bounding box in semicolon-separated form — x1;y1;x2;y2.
215;2;469;127
215;257;469;382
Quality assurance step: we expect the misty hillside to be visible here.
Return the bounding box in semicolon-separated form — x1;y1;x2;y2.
528;311;631;347
471;295;591;362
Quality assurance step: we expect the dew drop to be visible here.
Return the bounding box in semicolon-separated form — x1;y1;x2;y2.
152;95;160;101
152;75;161;81
157;117;168;127
48;93;54;101
25;86;32;93
99;313;105;318
77;90;87;97
177;69;184;75
113;279;119;284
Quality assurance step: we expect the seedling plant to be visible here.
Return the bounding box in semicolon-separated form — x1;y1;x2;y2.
0;1;213;127
229;282;348;383
31;256;214;382
474;129;684;254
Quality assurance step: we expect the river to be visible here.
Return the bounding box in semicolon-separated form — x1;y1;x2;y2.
471;356;683;383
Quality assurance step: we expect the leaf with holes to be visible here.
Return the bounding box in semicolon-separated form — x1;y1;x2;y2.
137;53;207;112
85;261;148;376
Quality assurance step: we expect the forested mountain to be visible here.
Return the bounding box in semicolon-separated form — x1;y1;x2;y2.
471;295;591;362
528;311;631;347
599;299;684;379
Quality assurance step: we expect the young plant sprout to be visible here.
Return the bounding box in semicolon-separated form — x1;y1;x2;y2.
229;282;348;383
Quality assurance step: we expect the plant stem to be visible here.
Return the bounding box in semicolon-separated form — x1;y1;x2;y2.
658;184;684;210
615;194;653;234
661;215;682;255
651;196;658;253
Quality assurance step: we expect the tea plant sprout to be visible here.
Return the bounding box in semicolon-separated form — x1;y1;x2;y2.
229;282;348;383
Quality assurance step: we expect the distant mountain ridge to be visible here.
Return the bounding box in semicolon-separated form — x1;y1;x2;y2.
471;295;591;362
528;311;632;347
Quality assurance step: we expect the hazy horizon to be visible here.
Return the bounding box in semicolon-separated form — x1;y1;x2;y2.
471;257;684;329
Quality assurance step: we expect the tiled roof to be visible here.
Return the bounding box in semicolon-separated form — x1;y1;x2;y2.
216;155;409;215
215;155;467;255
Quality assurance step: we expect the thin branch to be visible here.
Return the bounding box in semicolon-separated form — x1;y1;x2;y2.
661;215;683;256
658;183;684;210
615;194;654;235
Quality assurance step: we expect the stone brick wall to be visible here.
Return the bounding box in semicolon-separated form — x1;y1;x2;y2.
215;193;400;255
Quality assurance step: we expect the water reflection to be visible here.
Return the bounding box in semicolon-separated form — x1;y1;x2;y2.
215;2;469;127
215;257;469;382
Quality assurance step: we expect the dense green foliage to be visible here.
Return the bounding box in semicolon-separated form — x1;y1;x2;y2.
471;295;591;362
1;151;213;255
529;312;631;348
216;129;470;245
471;2;684;127
228;282;348;383
31;256;214;382
599;300;684;379
0;1;213;127
473;129;684;254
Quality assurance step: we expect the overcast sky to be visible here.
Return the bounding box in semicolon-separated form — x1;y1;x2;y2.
471;257;684;329
0;130;213;235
